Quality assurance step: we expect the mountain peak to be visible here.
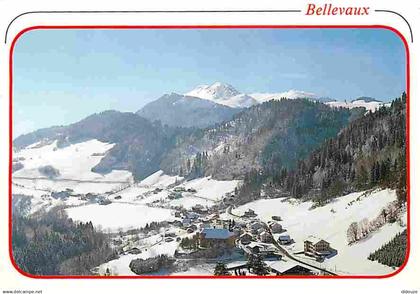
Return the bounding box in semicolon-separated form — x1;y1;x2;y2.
186;82;241;101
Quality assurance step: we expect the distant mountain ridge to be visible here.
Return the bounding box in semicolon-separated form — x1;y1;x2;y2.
13;82;390;182
184;82;320;108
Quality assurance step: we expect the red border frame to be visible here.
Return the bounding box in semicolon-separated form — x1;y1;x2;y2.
8;25;410;279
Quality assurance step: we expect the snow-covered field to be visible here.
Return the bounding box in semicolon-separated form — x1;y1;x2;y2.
96;237;179;275
66;203;173;232
13;139;133;194
326;100;390;112
139;170;183;188
178;177;240;201
232;189;406;275
66;202;175;232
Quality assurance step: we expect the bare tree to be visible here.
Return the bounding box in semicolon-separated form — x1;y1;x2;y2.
347;222;360;244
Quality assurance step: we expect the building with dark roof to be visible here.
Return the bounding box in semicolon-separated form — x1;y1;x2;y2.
199;228;236;248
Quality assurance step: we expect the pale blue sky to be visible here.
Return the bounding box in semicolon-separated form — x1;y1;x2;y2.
13;28;406;137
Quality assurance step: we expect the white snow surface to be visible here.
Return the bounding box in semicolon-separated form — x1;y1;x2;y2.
327;99;389;112
232;189;406;275
179;176;240;201
185;82;316;108
13;139;133;194
96;239;179;275
66;203;175;232
139;170;183;188
251;89;318;103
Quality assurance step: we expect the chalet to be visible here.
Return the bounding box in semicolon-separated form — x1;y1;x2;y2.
182;218;192;227
248;221;264;232
51;191;70;199
259;231;272;243
153;188;163;194
246;243;264;254
257;227;266;235
246;243;279;258
232;226;242;236
243;209;257;218
126;247;142;255
173;186;186;192
187;224;198;232
266;260;313;275
269;222;283;233
186;212;200;220
168;192;182;200
277;234;292;245
98;198;112;205
239;232;254;245
199;228;236;248
192;204;208;214
304;236;331;256
223;195;235;205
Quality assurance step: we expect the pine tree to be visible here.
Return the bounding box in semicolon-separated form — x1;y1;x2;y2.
214;262;231;276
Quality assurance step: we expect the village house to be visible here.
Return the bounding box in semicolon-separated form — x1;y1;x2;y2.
239;232;254;245
304;236;331;256
192;204;208;214
259;231;272;243
277;234;292;245
266;260;313;275
173;186;186;192
223;194;235;205
182;218;192;228
198;228;236;248
248;221;264;233
269;222;283;233
243;209;257;218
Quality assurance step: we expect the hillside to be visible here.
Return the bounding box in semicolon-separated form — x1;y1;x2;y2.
13;111;188;180
254;93;407;205
160;99;358;180
137;93;240;128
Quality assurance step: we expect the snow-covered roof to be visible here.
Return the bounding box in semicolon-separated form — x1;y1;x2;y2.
201;228;234;239
240;232;253;238
305;235;328;244
266;260;310;274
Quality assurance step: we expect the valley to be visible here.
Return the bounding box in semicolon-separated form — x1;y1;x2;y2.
11;83;407;277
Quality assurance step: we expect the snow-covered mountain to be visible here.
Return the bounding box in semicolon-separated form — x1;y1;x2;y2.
185;82;386;112
185;82;258;108
186;82;318;108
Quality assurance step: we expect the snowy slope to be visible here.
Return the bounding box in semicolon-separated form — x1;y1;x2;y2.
66;202;175;232
13;139;132;182
178;176;240;201
139;170;183;188
327;99;389;113
250;89;318;103
12;139;133;194
232;189;406;275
